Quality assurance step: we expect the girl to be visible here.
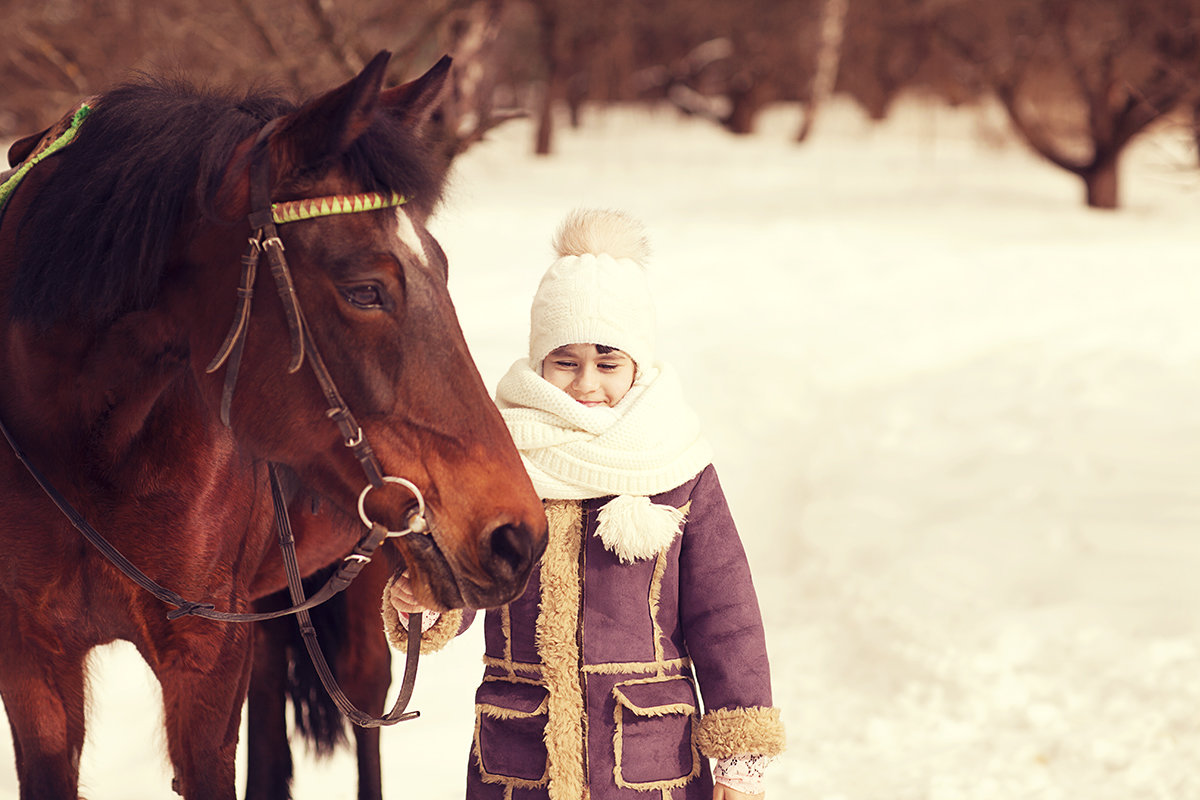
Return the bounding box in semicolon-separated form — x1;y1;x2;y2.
383;209;784;799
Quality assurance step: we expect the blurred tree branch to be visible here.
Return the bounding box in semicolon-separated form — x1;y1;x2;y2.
3;0;1198;198
230;0;305;92
301;0;367;77
934;0;1200;209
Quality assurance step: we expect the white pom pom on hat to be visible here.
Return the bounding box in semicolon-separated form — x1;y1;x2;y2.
529;208;656;371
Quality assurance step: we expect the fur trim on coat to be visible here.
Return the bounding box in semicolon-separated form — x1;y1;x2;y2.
464;465;784;800
380;572;465;654
695;706;787;759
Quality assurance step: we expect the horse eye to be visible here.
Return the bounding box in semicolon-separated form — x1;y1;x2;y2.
342;284;385;310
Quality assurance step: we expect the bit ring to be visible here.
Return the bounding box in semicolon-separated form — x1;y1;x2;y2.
357;476;428;537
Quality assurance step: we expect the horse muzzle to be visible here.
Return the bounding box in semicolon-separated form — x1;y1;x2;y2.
393;511;545;611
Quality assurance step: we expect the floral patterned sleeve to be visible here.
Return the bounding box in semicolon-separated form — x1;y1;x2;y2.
713;754;774;795
399;611;441;633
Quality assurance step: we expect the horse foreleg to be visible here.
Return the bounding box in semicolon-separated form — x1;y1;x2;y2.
149;624;254;800
339;564;393;800
245;617;294;800
352;727;383;800
0;612;88;800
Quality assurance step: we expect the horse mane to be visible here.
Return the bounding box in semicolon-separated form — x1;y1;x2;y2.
8;76;444;327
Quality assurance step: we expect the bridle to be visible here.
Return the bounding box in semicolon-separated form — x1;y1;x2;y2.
0;113;437;727
206;121;431;538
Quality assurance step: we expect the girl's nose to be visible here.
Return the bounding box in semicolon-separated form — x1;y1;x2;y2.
573;366;599;391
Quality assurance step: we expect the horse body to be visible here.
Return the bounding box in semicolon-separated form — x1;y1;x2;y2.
0;53;545;800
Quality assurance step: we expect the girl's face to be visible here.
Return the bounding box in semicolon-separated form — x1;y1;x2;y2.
542;344;636;407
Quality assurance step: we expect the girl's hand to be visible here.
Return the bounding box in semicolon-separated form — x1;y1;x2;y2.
388;571;430;616
713;784;764;800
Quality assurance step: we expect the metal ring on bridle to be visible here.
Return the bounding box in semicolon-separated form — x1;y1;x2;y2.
358;476;428;537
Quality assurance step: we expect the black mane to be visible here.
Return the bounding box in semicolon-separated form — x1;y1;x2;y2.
8;77;443;326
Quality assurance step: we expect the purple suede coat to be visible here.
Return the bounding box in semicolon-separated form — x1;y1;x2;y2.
461;464;774;800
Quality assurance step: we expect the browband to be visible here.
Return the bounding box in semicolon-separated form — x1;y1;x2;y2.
272;191;407;224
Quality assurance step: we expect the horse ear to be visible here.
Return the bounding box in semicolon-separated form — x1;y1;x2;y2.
379;55;453;138
272;50;392;171
8;125;52;167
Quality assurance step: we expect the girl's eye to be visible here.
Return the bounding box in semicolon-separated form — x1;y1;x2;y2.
342;284;384;309
554;360;578;369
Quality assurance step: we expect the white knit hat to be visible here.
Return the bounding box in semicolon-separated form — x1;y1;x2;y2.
529;209;655;371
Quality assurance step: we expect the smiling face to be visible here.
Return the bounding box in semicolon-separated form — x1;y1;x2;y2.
541;343;636;407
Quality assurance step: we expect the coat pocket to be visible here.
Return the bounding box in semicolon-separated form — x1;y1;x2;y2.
613;675;701;789
473;679;550;786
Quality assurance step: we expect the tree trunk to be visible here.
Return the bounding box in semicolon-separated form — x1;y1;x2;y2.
1083;156;1119;210
535;78;558;155
724;78;762;135
1194;100;1200;167
533;1;562;156
798;0;848;142
567;70;587;129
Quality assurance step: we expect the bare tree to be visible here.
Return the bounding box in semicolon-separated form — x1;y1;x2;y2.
797;0;848;141
429;0;529;165
936;0;1200;209
835;0;942;121
634;0;816;135
1194;100;1200;167
525;0;570;155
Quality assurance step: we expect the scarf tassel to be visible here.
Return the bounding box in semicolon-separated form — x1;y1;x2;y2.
596;495;687;563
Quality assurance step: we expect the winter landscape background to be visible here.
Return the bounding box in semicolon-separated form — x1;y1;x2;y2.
2;97;1199;799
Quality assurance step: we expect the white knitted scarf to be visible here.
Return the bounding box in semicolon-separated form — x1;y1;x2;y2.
496;359;713;562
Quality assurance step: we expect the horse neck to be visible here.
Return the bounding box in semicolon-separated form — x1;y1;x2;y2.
4;305;232;489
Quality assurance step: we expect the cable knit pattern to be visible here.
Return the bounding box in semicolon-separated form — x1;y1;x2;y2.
495;358;712;500
529;209;657;370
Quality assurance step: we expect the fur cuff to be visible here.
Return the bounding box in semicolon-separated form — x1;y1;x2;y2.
695;706;787;759
380;576;465;654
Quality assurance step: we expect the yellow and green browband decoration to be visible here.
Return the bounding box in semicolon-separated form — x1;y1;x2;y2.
271;191;407;224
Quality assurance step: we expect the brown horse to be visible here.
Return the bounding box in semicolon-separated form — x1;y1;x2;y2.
0;51;546;800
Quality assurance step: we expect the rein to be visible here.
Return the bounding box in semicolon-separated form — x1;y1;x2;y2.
0;113;433;727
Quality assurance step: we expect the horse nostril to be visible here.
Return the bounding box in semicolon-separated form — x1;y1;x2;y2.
485;523;534;582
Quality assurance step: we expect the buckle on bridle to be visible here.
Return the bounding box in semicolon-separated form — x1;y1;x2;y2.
357;476;429;537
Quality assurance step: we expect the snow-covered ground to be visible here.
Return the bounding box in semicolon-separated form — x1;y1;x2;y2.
3;96;1199;799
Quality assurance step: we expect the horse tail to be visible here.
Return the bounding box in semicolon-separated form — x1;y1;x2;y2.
281;565;350;756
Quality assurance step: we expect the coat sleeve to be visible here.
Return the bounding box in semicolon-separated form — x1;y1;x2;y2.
380;571;478;654
677;464;786;759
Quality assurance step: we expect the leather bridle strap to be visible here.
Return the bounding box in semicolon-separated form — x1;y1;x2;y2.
205;121;276;429
0;416;422;722
270;464;421;725
249;135;307;376
223;122;424;726
1;113;427;725
0;409;395;623
3;118;415;619
207;122;387;490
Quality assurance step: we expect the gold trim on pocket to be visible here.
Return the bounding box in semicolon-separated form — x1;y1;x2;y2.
474;680;551;788
612;675;701;791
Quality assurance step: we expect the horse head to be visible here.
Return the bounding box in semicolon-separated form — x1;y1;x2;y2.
186;53;546;611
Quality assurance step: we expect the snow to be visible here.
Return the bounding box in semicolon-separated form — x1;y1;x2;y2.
3;96;1199;799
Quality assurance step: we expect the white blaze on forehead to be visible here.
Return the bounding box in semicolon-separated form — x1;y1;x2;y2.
394;208;430;269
